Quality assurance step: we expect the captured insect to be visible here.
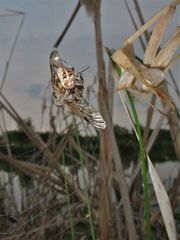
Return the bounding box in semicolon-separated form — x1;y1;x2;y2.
49;50;106;129
110;0;179;115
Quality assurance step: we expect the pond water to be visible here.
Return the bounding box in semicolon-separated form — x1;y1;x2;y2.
0;160;179;212
155;161;180;189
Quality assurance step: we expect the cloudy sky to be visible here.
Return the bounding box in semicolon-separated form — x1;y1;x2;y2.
0;0;179;130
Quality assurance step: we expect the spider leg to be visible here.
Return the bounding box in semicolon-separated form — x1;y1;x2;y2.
53;89;70;106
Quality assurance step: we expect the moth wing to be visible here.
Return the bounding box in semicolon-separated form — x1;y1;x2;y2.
66;98;106;129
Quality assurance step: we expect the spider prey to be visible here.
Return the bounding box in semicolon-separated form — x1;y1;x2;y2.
49;50;106;129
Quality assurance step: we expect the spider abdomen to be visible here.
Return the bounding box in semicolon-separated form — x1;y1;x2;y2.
57;67;76;89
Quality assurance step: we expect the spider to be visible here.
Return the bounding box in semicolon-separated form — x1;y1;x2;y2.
49;50;84;104
111;0;179;115
49;50;106;129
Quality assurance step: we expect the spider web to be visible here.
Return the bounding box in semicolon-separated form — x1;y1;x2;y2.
0;76;140;239
0;117;101;239
0;10;107;238
0;88;178;240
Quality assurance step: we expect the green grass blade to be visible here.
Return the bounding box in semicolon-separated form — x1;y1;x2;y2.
105;47;152;240
126;91;152;240
73;116;96;240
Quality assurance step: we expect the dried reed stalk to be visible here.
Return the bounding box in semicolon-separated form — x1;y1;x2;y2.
0;94;86;205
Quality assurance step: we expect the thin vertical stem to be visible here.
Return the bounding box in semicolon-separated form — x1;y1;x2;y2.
62;153;75;240
93;1;112;238
53;1;81;48
127;91;152;240
73;116;96;240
